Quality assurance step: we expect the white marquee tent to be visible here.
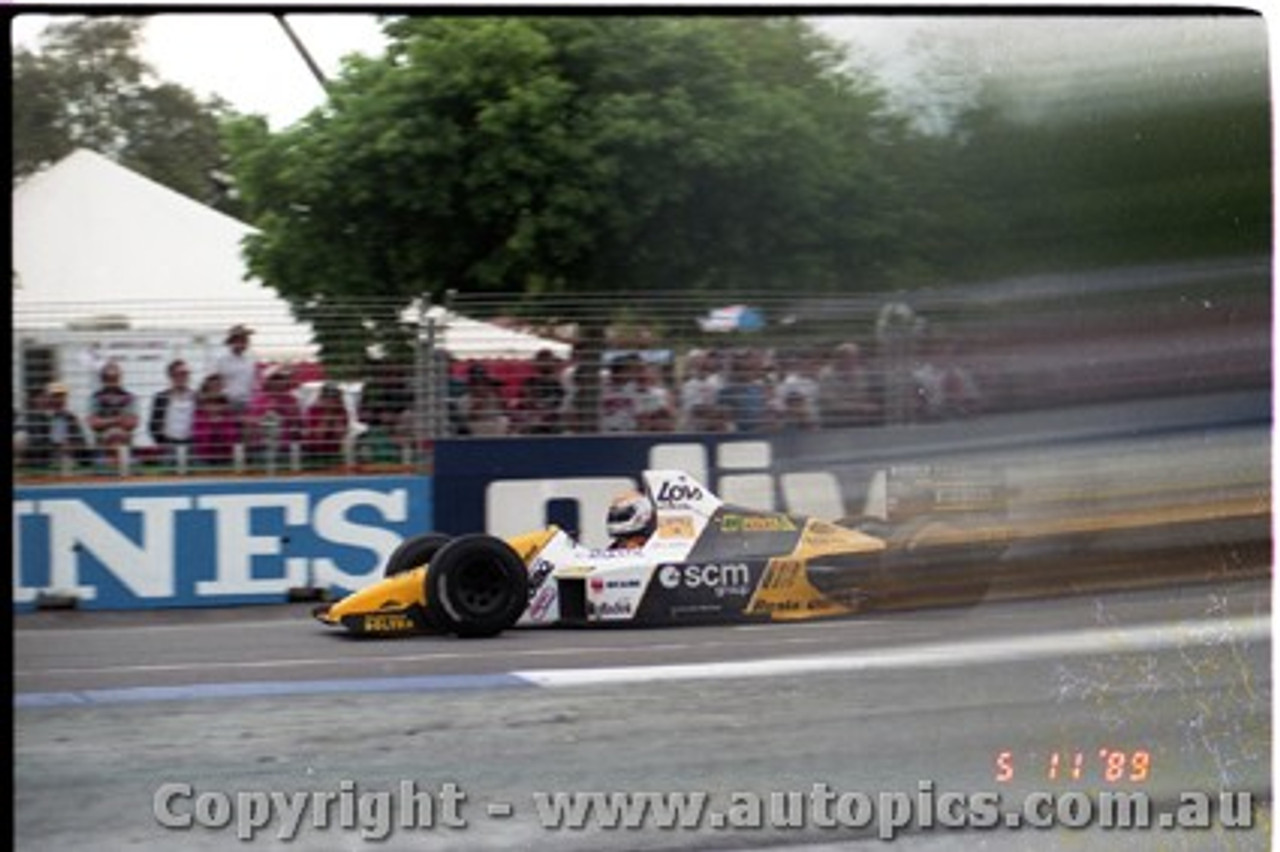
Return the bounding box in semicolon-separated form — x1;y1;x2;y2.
13;149;571;363
13;148;316;358
422;305;571;360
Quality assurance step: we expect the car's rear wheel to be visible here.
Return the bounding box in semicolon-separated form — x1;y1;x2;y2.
425;534;529;638
384;533;453;577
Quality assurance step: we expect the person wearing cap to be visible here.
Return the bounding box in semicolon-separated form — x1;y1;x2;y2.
23;381;88;469
215;324;258;414
87;361;139;452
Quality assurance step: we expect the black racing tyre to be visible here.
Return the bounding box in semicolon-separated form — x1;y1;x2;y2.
384;533;453;578
425;534;529;639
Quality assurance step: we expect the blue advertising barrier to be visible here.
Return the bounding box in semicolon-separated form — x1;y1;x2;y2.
14;476;432;611
433;433;854;549
433;390;1269;551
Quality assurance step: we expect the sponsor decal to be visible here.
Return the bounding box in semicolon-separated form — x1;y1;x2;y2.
718;513;798;533
747;598;834;615
797;520;884;557
14;477;429;610
590;600;633;618
655;480;704;507
527;558;555;598
589;577;605;592
363;612;415;632
747;557;851;619
656;515;696;539
670;603;724;617
656;562;752;598
583;548;641;560
648;536;694;554
749;599;802;615
529;584;557;619
760;559;804;591
605;578;642;589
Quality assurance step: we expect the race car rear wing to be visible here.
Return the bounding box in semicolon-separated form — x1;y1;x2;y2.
643;469;722;521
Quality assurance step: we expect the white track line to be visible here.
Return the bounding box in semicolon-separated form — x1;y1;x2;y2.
15;615;1269;707
17;634;822;677
513;614;1271;687
15;615;1269;684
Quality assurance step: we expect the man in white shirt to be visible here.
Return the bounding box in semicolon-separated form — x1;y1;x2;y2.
215;324;257;413
679;349;724;431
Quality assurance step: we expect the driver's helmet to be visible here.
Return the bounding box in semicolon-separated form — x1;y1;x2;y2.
606;489;656;539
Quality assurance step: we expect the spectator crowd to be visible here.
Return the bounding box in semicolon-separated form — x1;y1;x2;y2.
15;321;985;477
15;324;365;475
440;336;982;438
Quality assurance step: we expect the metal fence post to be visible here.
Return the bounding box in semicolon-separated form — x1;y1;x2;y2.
876;301;919;427
415;293;433;471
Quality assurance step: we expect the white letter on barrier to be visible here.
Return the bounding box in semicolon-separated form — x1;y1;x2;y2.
311;489;408;588
42;498;191;601
196;494;309;595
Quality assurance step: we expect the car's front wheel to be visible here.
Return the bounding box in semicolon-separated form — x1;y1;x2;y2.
425;535;529;638
384;532;453;577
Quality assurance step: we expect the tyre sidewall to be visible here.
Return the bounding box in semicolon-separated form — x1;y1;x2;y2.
384;532;453;577
426;534;529;638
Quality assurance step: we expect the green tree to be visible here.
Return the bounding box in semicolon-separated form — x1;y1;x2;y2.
226;16;919;424
13;16;238;213
914;18;1271;281
226;17;905;329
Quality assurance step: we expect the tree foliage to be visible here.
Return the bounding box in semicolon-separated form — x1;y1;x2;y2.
13;16;237;213
226;16;907;332
908;20;1272;282
945;89;1272;278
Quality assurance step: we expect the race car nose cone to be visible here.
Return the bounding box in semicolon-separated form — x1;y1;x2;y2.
312;604;336;625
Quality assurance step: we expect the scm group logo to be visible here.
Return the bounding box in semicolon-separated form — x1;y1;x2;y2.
658;563;752;595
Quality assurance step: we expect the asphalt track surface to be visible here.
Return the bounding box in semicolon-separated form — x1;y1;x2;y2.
15;576;1272;851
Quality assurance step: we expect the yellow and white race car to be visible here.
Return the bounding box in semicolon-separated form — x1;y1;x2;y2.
314;469;981;639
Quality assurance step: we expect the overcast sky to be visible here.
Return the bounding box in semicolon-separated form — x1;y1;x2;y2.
11;10;1271;129
11;13;388;127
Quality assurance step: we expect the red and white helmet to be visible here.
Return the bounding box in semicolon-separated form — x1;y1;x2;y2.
606;490;655;539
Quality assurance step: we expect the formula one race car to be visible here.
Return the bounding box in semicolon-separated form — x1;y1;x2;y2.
313;469;993;638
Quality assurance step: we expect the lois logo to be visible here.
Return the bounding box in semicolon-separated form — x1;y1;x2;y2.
656;482;703;504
